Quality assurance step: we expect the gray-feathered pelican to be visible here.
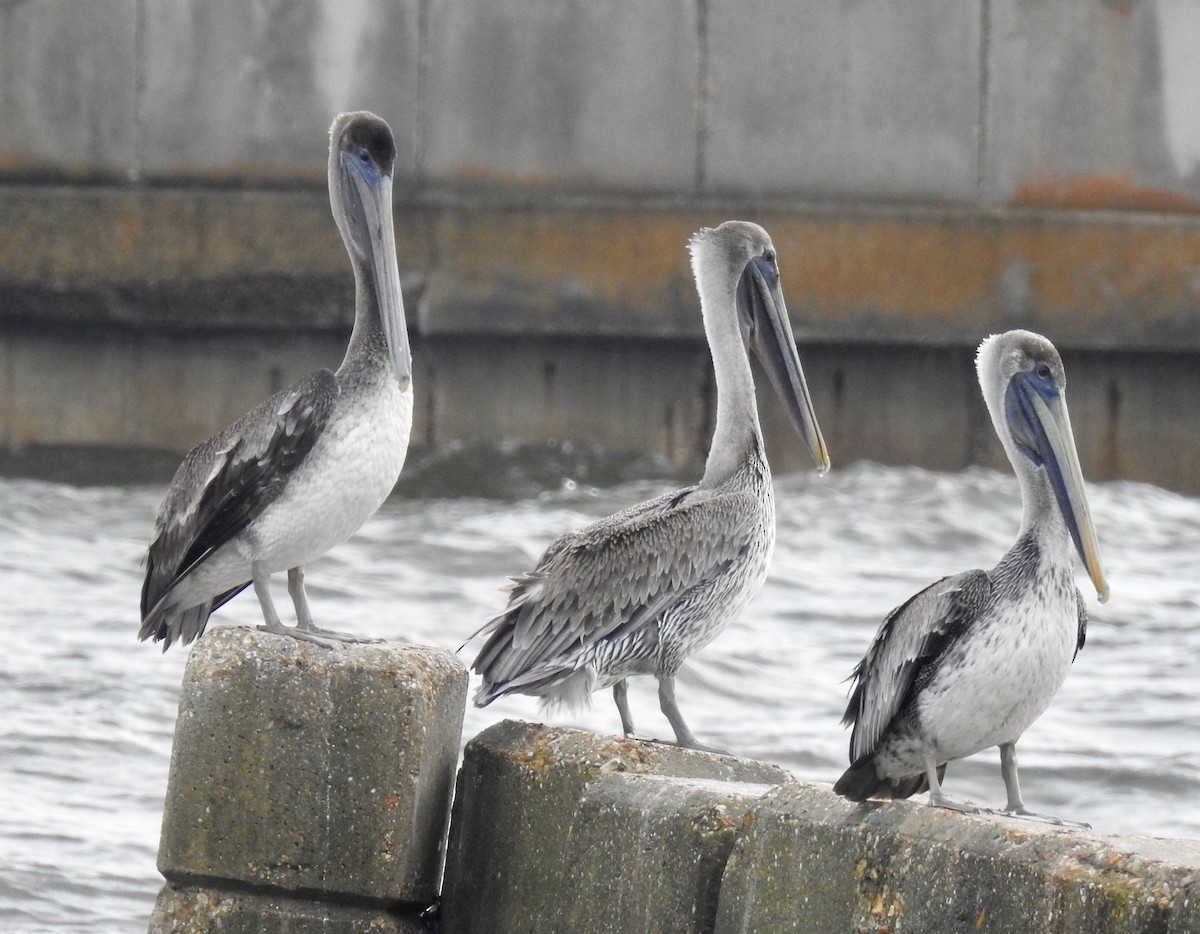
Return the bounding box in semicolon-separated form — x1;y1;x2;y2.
470;221;830;750
834;329;1107;821
139;112;412;651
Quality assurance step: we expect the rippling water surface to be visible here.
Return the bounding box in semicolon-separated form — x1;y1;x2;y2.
3;447;1200;932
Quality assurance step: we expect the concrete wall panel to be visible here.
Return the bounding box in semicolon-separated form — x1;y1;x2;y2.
424;0;699;190
140;0;419;180
0;0;136;179
705;0;982;202
984;0;1195;209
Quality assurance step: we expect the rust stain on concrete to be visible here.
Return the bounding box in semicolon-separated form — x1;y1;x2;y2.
6;190;1200;349
1012;173;1200;215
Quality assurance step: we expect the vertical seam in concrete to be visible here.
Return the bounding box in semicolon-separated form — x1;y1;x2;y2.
132;0;146;184
415;0;431;182
976;0;991;208
694;0;711;194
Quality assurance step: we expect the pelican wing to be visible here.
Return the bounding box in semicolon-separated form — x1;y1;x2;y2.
140;370;338;620
472;483;761;696
844;569;993;762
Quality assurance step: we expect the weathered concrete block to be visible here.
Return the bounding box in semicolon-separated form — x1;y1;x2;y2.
705;0;981;202
140;0;419;180
714;783;1200;934
147;883;427;934
157;628;467;905
424;0;698;190
561;772;778;933
440;719;789;934
984;0;1193;209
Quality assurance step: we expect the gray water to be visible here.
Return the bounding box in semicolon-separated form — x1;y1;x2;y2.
2;448;1200;932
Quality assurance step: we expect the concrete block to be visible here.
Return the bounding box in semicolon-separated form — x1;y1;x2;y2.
705;0;981;202
714;783;1200;934
0;0;136;179
424;0;698;190
440;719;789;934
984;0;1196;209
157;628;467;906
561;773;778;933
147;883;427;934
140;0;419;180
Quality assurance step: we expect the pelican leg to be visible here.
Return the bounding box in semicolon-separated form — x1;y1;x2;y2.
253;563;290;636
924;752;980;814
995;742;1089;827
288;566;384;645
613;680;639;737
654;675;728;754
289;565;317;630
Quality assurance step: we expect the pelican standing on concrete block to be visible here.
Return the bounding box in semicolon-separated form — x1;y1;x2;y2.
470;221;830;750
834;330;1107;821
139;112;413;650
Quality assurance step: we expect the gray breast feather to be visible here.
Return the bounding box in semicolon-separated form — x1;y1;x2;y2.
140;369;338;620
844;569;993;763
473;483;762;691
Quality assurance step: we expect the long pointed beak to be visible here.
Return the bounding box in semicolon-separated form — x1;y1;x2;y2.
741;257;830;473
345;156;413;391
1016;380;1108;602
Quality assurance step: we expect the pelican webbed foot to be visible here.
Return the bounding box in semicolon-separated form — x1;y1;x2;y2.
647;736;732;755
992;743;1087;826
991;805;1090;829
651;674;730;753
926;790;983;814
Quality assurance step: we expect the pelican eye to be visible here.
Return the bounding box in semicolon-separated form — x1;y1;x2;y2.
1035;363;1052;381
763;249;776;264
358;148;371;164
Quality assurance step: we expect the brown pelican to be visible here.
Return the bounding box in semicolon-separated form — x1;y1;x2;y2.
470;221;830;749
139;112;412;651
834;330;1107;821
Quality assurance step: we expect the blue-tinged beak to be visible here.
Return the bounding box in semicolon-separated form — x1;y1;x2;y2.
343;151;412;392
1006;372;1108;602
736;255;830;473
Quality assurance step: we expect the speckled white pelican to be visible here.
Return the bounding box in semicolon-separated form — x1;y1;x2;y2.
834;329;1107;822
470;221;830;750
139;112;412;651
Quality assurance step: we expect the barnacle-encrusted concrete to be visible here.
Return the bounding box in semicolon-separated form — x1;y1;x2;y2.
150;627;467;932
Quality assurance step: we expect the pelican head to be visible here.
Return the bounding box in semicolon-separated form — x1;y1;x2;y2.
690;221;830;473
976;330;1107;602
328;111;412;391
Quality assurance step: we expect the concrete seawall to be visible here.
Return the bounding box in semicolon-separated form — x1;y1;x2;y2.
6;1;1200;493
5;188;1200;492
149;630;1200;933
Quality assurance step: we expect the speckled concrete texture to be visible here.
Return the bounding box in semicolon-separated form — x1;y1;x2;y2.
439;719;790;934
155;627;466;905
713;782;1200;934
148;883;427;934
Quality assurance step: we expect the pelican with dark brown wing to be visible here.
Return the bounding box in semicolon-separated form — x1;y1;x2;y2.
139;112;412;650
834;330;1108;822
470;221;830;750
